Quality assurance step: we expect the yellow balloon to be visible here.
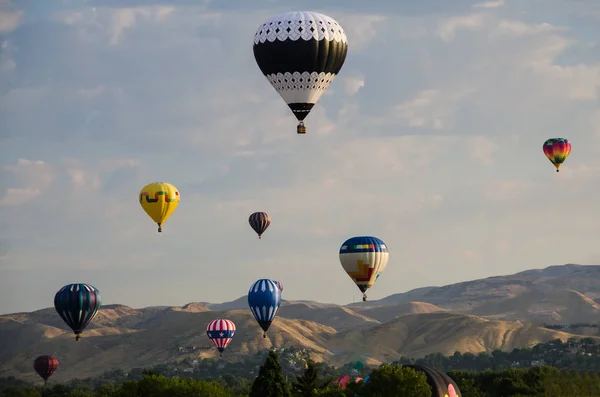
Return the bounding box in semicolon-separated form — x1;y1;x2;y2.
139;182;180;232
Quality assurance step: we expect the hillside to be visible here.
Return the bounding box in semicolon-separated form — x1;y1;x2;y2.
348;264;600;321
2;264;600;381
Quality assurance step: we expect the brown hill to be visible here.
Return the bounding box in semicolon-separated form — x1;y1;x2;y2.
277;303;380;331
348;264;600;324
354;301;445;323
3;264;600;381
326;312;591;365
470;289;600;323
1;304;596;382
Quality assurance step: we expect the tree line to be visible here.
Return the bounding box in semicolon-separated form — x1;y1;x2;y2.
394;337;600;372
4;348;600;396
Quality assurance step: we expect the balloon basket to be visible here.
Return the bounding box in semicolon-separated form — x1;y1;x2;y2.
297;123;306;134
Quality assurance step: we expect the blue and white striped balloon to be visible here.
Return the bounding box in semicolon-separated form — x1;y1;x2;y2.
248;278;282;338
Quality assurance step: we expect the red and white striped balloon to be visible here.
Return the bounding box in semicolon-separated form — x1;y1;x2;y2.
206;319;236;356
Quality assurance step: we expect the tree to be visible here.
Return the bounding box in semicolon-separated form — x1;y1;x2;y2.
360;365;432;397
293;360;320;397
250;350;292;397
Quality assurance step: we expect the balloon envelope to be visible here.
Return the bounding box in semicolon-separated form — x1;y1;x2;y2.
253;11;348;134
543;138;571;172
206;319;236;355
248;279;282;337
33;355;58;382
339;236;389;301
54;283;102;341
403;365;462;397
249;212;271;239
139;182;180;232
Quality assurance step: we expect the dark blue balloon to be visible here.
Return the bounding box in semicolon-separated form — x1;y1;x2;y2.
248;278;281;337
54;283;102;341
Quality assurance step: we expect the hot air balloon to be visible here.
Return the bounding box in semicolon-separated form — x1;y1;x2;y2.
339;236;389;302
253;11;348;134
54;283;102;341
206;319;236;357
249;212;271;239
33;355;58;386
403;365;462;397
338;375;351;390
248;278;282;338
139;182;180;232
543;138;571;172
274;280;284;293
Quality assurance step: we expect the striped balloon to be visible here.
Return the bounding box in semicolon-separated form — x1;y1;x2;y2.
206;319;236;356
248;212;271;239
248;278;282;338
54;283;102;341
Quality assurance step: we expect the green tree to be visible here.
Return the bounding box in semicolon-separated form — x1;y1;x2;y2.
1;387;42;397
293;360;320;397
360;365;432;397
250;350;292;397
313;389;345;397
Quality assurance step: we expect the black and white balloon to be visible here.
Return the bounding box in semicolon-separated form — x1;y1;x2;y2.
253;11;348;134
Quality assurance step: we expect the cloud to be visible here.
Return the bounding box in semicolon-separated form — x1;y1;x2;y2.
436;13;486;41
473;0;505;9
0;0;22;33
0;159;56;205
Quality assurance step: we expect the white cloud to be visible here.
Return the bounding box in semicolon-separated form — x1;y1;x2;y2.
436;13;486;41
473;0;505;8
0;188;41;206
109;6;174;45
343;75;365;96
468;136;499;165
0;159;56;205
0;0;22;33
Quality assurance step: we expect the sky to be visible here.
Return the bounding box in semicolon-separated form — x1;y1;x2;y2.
1;0;600;314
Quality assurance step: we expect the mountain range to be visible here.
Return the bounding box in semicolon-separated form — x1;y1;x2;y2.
2;263;600;382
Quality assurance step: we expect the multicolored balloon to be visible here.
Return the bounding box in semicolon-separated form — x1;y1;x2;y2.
543;138;571;172
54;283;102;341
253;11;348;134
339;236;389;302
248;278;282;338
33;355;58;386
249;212;271;239
403;365;462;397
206;319;236;357
139;182;180;232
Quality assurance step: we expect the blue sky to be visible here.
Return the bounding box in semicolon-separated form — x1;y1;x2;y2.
1;0;600;314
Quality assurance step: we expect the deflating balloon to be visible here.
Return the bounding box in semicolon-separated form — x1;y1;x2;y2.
403;365;462;397
206;319;236;357
253;11;348;134
543;138;571;172
139;182;180;232
54;283;102;341
249;212;271;239
248;278;282;338
33;355;58;386
339;236;389;302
